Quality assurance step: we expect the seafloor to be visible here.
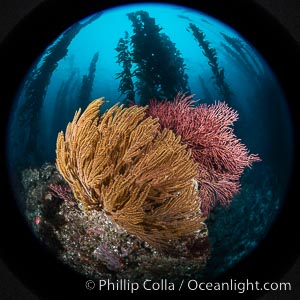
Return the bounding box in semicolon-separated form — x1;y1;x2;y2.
22;163;210;283
21;162;280;281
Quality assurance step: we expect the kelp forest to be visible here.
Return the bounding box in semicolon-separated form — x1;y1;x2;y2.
7;6;292;283
10;9;264;172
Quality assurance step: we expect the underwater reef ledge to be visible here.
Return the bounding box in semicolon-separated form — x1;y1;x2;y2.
22;163;210;282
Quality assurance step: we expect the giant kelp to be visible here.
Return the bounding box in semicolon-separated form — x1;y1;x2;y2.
51;68;81;148
12;13;102;168
56;98;206;251
126;10;190;105
79;52;99;109
220;42;257;79
115;32;135;105
220;32;262;77
188;23;232;105
198;74;213;102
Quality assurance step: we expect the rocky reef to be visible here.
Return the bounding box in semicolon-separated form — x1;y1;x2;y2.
22;163;210;283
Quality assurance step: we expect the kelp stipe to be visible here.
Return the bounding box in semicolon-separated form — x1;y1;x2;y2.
125;10;190;104
115;32;135;105
188;23;232;105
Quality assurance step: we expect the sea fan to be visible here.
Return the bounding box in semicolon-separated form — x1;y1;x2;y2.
55;98;207;251
148;92;260;215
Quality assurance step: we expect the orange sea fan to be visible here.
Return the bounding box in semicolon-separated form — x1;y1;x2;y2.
56;98;206;250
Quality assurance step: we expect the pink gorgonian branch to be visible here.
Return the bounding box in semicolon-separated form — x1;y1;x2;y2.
49;184;74;203
148;92;260;216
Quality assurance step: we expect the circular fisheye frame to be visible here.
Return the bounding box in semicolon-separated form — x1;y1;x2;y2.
0;0;299;299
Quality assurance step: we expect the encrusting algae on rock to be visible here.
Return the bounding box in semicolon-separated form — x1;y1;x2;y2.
22;163;210;281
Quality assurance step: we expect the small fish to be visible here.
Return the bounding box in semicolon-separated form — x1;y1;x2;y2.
201;18;213;25
35;216;41;225
177;14;194;22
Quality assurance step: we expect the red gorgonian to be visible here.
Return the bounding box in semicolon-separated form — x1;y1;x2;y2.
147;93;260;216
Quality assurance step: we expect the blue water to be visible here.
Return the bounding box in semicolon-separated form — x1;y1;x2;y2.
7;3;293;279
